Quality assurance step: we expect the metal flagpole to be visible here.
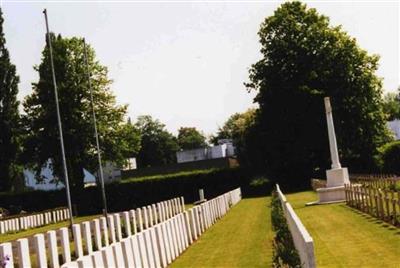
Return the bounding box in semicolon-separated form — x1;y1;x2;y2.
43;9;74;227
82;38;108;217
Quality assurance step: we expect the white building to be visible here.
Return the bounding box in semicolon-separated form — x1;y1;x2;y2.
388;119;400;140
176;140;236;164
24;160;96;191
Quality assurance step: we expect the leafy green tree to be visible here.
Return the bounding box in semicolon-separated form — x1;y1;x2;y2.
382;88;400;121
211;108;256;144
23;34;139;191
177;127;207;150
0;9;22;192
135;115;179;167
245;1;392;183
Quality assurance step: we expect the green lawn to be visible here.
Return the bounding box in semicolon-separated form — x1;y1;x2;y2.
170;197;273;268
286;191;400;268
0;214;100;243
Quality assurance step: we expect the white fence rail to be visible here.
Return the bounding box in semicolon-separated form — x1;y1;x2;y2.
0;188;242;268
276;184;316;268
0;208;70;234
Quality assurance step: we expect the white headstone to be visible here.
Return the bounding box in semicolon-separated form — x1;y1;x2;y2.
16;238;31;268
59;227;71;263
33;234;48;268
46;230;60;268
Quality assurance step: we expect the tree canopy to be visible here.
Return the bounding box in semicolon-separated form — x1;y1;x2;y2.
22;34;140;191
0;9;21;192
135;115;179;167
382;88;400;121
177;127;207;150
244;1;391;183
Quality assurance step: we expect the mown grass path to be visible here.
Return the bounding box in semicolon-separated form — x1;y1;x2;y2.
286;191;400;268
170;197;273;268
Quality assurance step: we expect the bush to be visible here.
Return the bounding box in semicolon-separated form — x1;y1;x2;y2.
379;141;400;175
271;190;301;267
0;168;272;215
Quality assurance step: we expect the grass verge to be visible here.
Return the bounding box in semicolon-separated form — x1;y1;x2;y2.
170;197;273;268
286;191;400;268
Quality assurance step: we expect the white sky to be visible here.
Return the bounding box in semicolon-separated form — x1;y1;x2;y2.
1;0;399;135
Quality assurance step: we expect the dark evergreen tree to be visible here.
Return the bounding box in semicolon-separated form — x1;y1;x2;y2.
0;9;21;192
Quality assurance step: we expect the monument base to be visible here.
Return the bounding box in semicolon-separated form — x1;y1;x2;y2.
306;186;346;205
326;167;349;187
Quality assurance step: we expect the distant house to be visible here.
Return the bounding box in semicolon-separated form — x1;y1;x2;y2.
24;160;96;191
388;119;400;140
176;140;235;164
23;158;137;191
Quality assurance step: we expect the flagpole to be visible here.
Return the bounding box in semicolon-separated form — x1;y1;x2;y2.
43;9;74;227
82;38;108;217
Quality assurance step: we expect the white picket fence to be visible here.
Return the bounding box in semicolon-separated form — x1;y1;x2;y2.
0;208;70;234
276;185;316;268
0;188;242;268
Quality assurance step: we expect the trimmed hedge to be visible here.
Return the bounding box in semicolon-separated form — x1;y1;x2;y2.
271;190;301;267
0;168;271;216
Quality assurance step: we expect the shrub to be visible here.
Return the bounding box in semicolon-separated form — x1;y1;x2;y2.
379;141;400;175
271;190;301;267
0;168;271;215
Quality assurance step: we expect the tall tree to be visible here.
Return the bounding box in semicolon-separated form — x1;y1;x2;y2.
0;9;21;192
177;127;207;150
23;35;139;191
245;2;391;183
135;115;179;167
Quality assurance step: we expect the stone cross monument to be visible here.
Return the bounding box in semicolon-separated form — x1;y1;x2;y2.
308;97;350;205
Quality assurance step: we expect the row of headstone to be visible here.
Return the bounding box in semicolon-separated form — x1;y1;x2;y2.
60;187;242;268
276;184;316;268
0;196;184;268
0;208;70;234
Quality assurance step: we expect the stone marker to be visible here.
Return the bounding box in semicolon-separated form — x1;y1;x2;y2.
0;242;14;267
130;235;142;267
113;214;123;241
17;238;31;268
81;221;93;254
91;251;105;268
72;224;84;258
92;219;102;250
100;217;109;246
137;232;149;268
121;238;135;267
77;256;92;268
112;243;125;267
101;246;116;267
150;227;161;268
47;230;60;268
123;211;131;237
107;215;117;244
59;227;71;263
34;234;48;268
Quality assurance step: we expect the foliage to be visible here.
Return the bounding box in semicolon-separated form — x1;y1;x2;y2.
22;34;139;191
211;108;256;165
0;9;22;192
0;168;271;215
379;141;400;175
382;88;400;121
135;115;179;167
245;1;392;183
177;127;207;150
271;191;301;267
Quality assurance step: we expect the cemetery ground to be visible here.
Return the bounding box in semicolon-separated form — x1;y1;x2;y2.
171;191;398;268
170;197;273;268
287;191;399;267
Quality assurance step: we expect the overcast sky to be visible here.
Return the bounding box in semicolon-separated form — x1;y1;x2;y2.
1;0;398;135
